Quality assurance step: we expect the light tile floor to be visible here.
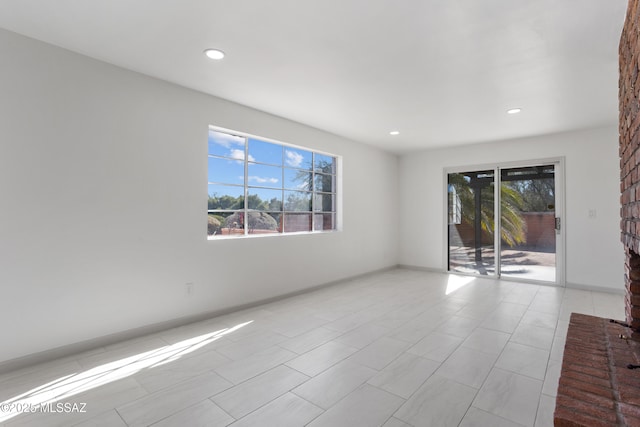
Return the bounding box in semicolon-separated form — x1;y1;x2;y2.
0;269;625;427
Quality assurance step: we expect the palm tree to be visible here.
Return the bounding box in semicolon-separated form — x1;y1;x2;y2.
448;173;526;265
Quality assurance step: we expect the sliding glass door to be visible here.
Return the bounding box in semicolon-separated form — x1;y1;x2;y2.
447;170;496;276
499;165;557;282
447;160;562;284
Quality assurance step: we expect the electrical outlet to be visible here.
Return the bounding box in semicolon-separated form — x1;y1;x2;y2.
588;209;597;219
185;282;194;296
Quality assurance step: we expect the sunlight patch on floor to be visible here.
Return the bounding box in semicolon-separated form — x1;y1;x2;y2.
446;274;475;295
0;321;252;422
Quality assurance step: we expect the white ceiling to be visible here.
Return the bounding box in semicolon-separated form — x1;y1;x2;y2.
0;1;628;153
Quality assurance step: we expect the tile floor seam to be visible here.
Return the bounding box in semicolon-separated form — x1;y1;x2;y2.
232;393;320;427
143;370;233;398
470;327;515;405
207;364;310;410
533;345;553;427
366;379;414;402
113;407;127;426
217;383;309;424
463;405;529;427
289;388;333;415
494;347;552;383
116;409;129;427
282;362;321;380
315;383;407;427
145;399;223;427
205;397;237;424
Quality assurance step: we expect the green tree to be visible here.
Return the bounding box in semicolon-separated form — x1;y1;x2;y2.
267;197;282;211
247;194;267;210
284;192;311;211
293;171;312;191
506;179;554;212
208;194;243;210
499;185;527;246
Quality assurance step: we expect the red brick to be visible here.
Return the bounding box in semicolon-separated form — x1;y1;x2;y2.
566;350;610;363
554;406;617;427
566;326;605;337
616;371;640;388
620;402;640;419
632;253;640;269
561;370;613;389
557;387;615;410
620;384;640;406
610;339;633;350
565;340;608;352
558;377;614;400
563;347;608;361
563;363;611;380
556;395;618;422
622;413;640;427
566;326;605;336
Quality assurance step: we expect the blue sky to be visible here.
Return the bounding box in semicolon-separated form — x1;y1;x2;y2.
208;129;335;199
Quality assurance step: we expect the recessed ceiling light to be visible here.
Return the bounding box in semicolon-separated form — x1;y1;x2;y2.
389;131;400;136
507;108;522;114
204;49;225;60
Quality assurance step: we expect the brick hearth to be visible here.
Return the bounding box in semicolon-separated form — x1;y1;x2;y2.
556;314;640;426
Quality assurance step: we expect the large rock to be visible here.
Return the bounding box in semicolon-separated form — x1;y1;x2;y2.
224;211;278;231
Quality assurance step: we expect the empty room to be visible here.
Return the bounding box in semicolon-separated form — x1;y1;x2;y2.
0;1;634;426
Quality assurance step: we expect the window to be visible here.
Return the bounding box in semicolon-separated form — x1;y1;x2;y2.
207;127;338;238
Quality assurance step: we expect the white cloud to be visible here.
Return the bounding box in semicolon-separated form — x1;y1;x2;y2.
248;176;279;184
208;130;244;148
285;150;304;168
229;149;255;162
230;149;245;160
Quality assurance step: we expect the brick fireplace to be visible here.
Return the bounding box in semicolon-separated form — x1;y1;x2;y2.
554;1;640;425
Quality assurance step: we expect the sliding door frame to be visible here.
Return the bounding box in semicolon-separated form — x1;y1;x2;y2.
443;157;566;286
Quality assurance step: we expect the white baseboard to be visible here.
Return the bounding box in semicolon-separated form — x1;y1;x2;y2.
565;281;625;295
397;264;446;274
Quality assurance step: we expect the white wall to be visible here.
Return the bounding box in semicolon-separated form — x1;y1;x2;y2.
399;126;623;291
0;29;399;364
